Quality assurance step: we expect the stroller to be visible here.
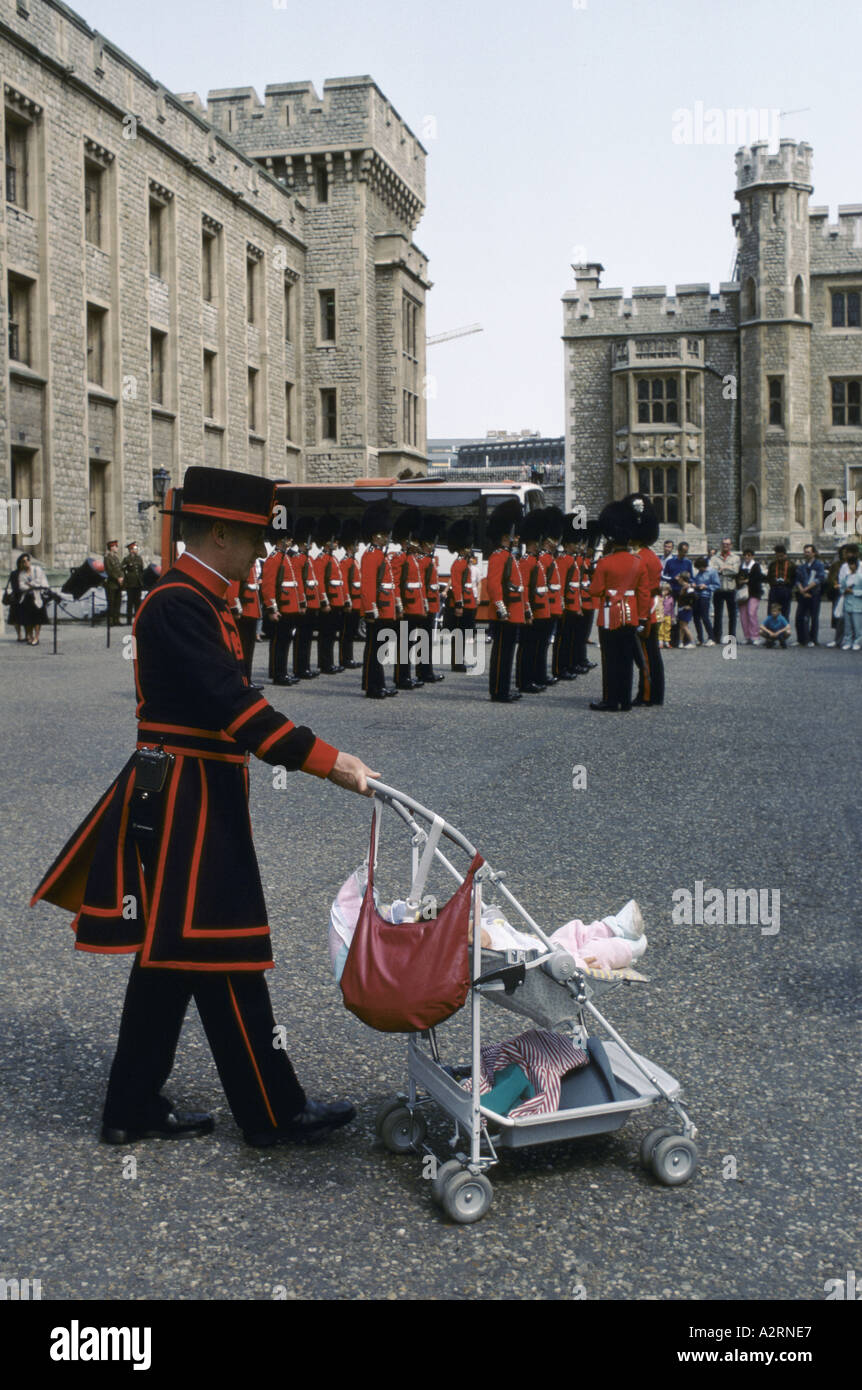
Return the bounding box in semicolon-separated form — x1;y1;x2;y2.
337;781;698;1225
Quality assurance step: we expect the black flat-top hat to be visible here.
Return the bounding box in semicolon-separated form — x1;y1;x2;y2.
392;507;422;546
361;501;392;543
622;491;660;546
173;466;276;528
447;517;474;553
598;500;634;546
485;499;523;554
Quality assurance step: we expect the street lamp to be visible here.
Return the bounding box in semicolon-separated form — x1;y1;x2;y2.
137;467;171;514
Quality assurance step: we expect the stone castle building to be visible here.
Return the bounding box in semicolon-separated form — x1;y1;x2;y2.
0;0;429;573
563;141;862;551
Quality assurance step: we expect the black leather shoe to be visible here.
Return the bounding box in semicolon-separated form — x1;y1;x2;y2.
522;683;546;694
585;660;598;669
589;701;618;711
366;691;387;699
101;1110;215;1145
244;1098;356;1147
557;672;578;681
382;686;399;696
573;664;592;675
321;665;344;675
344;660;361;669
491;694;521;703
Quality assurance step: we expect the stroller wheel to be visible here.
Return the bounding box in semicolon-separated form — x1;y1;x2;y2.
380;1106;428;1155
430;1159;463;1207
652;1135;698;1186
374;1096;407;1138
442;1170;493;1224
639;1126;676;1170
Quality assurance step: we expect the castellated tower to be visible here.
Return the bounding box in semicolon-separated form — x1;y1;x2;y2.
735;140;814;548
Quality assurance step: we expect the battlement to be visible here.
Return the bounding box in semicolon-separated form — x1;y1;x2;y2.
735;139;813;191
564;266;739;329
200;77;426;206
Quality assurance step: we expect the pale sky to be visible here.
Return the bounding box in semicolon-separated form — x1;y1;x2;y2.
76;0;860;438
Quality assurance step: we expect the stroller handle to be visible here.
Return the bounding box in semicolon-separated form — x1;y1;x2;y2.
367;780;478;860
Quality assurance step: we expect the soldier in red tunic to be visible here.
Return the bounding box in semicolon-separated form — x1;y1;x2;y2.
31;468;377;1147
553;512;582;681
445;518;478;672
538;507;564;686
624;493;665;707
572;522;600;674
293;517;320;679
226;559;262;686
314;516;345;674
360;502;399;699
588;501;651;713
261;526;300;687
392;508;425;689
517;510;548;694
338;518;363;669
485;499;528;703
416;513;445;683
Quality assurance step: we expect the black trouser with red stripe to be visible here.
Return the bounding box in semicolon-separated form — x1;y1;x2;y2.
635;623;665;705
103;957;306;1136
598;626;637;709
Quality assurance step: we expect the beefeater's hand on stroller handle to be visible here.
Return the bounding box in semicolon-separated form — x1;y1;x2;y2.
327;752;380;797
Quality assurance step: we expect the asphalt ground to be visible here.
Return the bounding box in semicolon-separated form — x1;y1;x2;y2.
1;619;859;1304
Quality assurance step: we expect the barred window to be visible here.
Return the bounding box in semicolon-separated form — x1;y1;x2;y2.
86;304;107;387
7;273;31;365
768;377;784;427
150;330;166;405
831;379;861;426
831;290;860;328
5;113;29;209
85;161;103;247
321;388;337;442
403;389;418;447
638;465;679;524
637;376;678;424
319;289;336;342
203;350;216;419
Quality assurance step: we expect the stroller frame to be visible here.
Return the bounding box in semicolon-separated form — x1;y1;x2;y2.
367;781;698;1223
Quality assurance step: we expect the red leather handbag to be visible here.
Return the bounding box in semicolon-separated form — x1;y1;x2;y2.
340;809;483;1033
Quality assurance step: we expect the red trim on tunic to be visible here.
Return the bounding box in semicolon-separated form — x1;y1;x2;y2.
226;699;268;736
255;722;296;760
139;754;184;967
30;782;119;907
301;738;339;778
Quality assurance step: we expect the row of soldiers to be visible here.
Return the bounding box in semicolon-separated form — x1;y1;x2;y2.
227;493;665;709
484;493;664;709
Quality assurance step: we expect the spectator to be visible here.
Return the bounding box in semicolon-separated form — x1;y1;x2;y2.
792;543;825;648
676;575;697;647
658;582;674;648
709;536;740;641
839;552;862;651
659;539;675;581
17;552;50;644
663;542;694;647
2;554;28;641
826;544;853;648
737;548;766;645
692;558;717;645
766;544;796;619
759;603;791;648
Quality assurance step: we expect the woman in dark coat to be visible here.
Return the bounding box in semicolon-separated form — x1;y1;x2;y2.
3;553;29;640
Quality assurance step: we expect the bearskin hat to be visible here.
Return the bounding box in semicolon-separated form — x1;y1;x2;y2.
339;517;362;548
293;515;315;546
519;509;546;545
622;492;660;546
541;505;565;542
446;518;474;553
561;511;588;546
598;500;634;546
361;502;392;543
485;499;524;554
419;512;443;545
392;507;423;546
313;514;339;548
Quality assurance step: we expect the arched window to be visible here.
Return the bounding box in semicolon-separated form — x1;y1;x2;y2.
743;277;756;320
742;484;758;531
794;485;806;527
794;276;805;317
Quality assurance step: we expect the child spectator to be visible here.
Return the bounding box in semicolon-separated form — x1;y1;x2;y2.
759;603;791;648
658;583;674;648
676;576;697;647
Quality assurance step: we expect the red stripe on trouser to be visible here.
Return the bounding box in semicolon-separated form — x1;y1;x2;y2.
227;978;277;1128
640;631;651;702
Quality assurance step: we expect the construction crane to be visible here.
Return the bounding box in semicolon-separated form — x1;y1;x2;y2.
426;323;483;346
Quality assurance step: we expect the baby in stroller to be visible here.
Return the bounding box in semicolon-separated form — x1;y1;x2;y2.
478;898;647;971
